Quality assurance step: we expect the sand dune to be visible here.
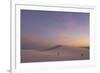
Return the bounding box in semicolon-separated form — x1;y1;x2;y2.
21;46;89;63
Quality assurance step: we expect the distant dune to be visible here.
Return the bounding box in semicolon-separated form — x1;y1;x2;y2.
21;45;89;63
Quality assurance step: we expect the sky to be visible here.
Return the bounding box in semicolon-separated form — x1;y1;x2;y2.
21;10;89;49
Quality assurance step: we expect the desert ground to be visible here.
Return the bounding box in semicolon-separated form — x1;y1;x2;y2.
21;46;89;63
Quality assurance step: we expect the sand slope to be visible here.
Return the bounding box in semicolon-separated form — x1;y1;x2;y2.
21;46;89;63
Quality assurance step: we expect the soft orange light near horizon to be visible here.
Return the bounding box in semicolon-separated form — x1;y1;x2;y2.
69;38;89;47
55;37;89;47
22;34;89;48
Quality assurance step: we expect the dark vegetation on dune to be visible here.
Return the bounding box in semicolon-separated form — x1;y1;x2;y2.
39;45;64;51
44;45;63;50
80;46;89;49
22;45;89;51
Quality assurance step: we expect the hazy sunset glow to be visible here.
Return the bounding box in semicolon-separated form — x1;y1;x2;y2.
21;10;89;49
